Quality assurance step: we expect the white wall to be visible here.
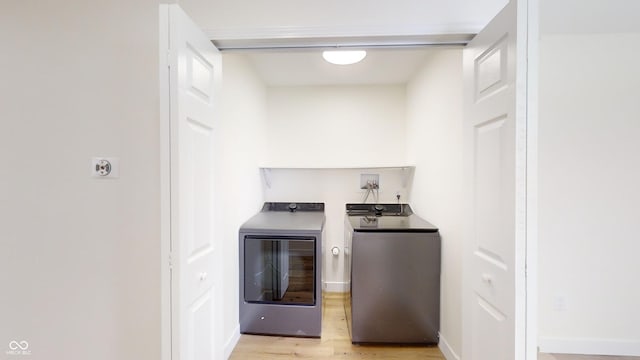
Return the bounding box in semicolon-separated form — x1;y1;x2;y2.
0;1;160;359
216;54;268;356
266;85;407;168
262;167;414;291
406;49;464;359
263;83;409;292
540;0;640;35
537;33;640;356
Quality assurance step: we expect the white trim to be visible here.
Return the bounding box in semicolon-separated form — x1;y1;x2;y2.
515;1;531;358
159;4;172;360
323;281;348;293
203;23;485;41
539;337;640;356
525;0;540;359
223;325;241;359
439;334;461;360
212;34;472;51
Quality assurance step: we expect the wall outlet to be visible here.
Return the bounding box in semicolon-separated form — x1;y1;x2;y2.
360;174;379;189
91;157;119;178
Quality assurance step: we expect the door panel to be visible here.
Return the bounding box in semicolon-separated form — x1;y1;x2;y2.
163;4;222;360
473;296;510;360
475;36;508;101
185;45;215;102
464;1;528;359
184;118;213;258
189;292;214;360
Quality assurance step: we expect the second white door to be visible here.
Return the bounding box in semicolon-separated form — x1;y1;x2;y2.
463;1;530;359
162;4;223;360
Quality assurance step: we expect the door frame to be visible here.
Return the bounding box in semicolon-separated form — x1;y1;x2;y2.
525;0;539;358
159;5;171;360
158;1;540;359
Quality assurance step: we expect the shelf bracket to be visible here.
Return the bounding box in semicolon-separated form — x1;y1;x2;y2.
401;167;413;189
261;168;272;189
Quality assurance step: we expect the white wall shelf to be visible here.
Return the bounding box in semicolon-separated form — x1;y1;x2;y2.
259;165;415;189
259;164;415;170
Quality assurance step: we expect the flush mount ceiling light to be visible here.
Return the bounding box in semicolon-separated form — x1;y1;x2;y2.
322;50;367;65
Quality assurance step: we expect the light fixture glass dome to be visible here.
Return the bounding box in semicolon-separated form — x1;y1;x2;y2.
322;50;367;65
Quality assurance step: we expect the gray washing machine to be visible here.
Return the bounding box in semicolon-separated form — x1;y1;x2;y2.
239;202;325;337
344;203;441;344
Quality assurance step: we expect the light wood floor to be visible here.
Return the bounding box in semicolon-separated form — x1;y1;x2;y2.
230;293;445;359
230;293;639;359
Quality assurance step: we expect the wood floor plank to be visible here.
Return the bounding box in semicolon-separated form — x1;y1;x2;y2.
230;293;445;359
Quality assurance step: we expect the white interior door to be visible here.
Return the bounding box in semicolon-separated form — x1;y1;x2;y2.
463;1;529;359
161;4;222;360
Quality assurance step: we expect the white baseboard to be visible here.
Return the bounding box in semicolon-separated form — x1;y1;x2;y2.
539;337;640;356
439;333;461;360
223;324;241;359
323;281;348;293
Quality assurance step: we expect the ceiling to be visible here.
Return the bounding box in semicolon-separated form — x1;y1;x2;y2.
240;47;451;87
178;0;508;87
221;0;640;87
214;34;470;87
180;0;508;40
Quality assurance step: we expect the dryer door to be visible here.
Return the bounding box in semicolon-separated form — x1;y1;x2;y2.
243;236;316;305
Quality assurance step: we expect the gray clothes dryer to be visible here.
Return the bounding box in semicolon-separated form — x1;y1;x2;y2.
239;202;325;337
344;203;441;344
